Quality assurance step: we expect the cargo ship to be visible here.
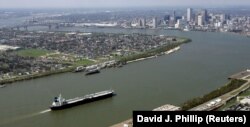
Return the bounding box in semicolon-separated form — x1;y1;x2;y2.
50;89;115;110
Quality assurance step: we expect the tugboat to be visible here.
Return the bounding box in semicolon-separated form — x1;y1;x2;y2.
85;67;100;75
50;89;115;110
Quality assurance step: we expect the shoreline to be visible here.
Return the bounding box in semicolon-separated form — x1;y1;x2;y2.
0;38;191;85
0;67;74;85
126;46;180;64
119;38;191;63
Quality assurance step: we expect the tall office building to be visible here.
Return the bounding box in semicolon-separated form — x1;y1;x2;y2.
172;10;176;22
175;19;186;29
201;9;208;23
139;18;146;28
152;17;157;29
220;14;226;23
220;14;230;24
187;8;193;22
198;15;204;26
169;11;176;26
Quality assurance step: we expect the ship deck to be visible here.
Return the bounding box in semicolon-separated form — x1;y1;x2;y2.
66;90;113;103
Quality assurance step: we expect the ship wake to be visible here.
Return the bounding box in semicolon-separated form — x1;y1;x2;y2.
0;109;51;126
39;109;51;114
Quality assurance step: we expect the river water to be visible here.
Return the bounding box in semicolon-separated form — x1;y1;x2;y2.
0;27;250;127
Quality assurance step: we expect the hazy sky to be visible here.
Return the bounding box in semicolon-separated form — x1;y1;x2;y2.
0;0;250;8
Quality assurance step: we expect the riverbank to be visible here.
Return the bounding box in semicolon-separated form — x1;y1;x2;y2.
126;46;180;64
189;70;250;111
182;79;247;110
0;67;74;85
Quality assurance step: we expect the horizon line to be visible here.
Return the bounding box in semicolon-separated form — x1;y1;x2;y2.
1;5;250;10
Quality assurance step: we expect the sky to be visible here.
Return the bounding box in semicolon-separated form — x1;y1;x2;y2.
0;0;250;8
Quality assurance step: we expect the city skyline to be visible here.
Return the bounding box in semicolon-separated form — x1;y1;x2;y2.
1;0;250;8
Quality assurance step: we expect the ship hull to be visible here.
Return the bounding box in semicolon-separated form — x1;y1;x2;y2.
85;70;100;75
50;92;114;110
74;69;84;73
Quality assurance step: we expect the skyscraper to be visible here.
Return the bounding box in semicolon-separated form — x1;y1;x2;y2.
138;18;146;28
172;10;176;22
198;15;204;26
141;18;146;28
187;8;193;22
152;17;157;29
220;14;226;23
201;9;208;23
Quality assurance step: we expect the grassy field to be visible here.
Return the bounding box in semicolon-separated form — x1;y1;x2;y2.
74;59;95;66
16;49;52;57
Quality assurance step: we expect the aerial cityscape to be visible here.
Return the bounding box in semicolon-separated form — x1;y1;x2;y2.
0;0;250;127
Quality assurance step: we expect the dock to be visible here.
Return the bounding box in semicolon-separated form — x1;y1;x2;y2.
111;104;180;127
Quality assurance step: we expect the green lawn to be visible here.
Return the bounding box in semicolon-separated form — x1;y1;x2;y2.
74;59;95;66
16;49;52;57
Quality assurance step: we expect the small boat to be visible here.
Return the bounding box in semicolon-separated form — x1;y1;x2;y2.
85;68;100;75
